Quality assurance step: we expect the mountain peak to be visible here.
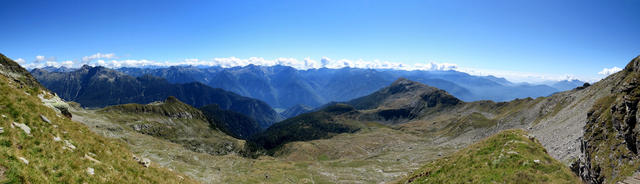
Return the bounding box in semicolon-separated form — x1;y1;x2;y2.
165;96;181;104
388;78;434;95
391;77;413;85
80;64;93;70
347;78;459;110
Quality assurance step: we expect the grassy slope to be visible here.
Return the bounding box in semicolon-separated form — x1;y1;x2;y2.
97;98;245;156
0;70;196;183
398;129;579;184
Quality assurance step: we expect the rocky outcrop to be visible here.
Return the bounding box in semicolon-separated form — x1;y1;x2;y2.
575;55;640;184
133;154;151;168
0;54;43;89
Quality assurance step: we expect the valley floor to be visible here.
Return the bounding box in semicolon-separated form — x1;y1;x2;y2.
71;108;459;183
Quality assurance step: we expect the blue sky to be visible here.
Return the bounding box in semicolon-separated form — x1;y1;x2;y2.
1;0;639;82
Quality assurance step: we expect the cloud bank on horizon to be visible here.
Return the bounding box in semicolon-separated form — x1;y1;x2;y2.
17;52;618;83
598;66;623;76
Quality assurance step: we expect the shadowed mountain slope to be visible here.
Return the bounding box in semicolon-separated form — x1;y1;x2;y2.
249;104;362;151
199;104;261;139
31;66;283;128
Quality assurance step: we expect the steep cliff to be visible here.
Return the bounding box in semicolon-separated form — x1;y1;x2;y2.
575;56;640;184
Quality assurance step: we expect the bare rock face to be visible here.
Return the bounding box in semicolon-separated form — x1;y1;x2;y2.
575;55;640;184
625;56;640;73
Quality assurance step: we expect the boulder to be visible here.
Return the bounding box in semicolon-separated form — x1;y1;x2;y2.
86;167;94;175
12;122;30;135
18;157;28;165
141;158;151;168
132;154;151;168
40;114;51;124
63;140;76;150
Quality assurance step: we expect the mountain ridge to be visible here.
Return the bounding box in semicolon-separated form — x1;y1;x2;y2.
31;65;283;128
111;65;578;109
97;96;247;155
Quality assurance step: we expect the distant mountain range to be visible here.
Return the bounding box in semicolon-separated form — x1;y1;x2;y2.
114;65;584;109
7;52;640;183
31;65;283;128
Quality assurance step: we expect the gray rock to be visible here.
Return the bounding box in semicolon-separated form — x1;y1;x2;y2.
141;158;151;168
18;157;28;164
40;114;51;124
63;140;76;150
86;167;95;175
12;122;30;135
132;154;151;167
0;127;3;134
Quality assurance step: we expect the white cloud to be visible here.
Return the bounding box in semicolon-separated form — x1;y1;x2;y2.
35;55;45;63
598;66;622;76
15;58;25;64
45;61;59;67
60;60;74;68
21;52;597;83
82;53;115;62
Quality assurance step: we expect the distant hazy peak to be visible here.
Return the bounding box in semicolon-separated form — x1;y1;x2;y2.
388;77;438;94
390;77;413;85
